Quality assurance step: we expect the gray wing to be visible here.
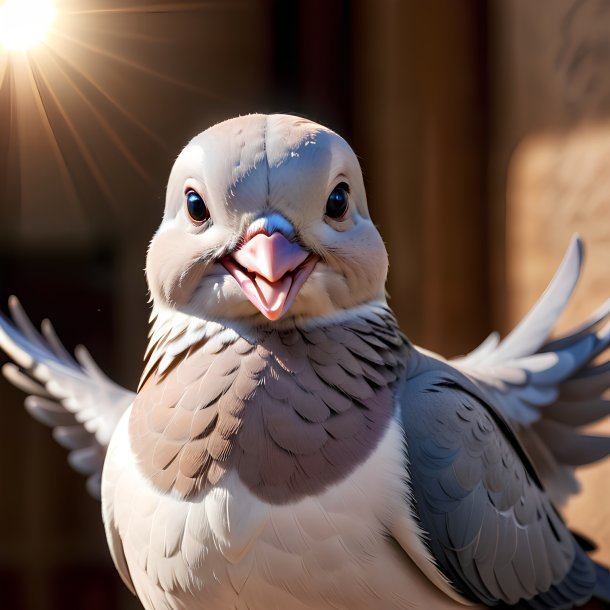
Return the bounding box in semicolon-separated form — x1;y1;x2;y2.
452;235;610;505
0;297;134;498
399;368;598;609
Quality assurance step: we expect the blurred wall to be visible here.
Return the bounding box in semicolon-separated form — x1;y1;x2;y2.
351;0;490;356
489;0;610;563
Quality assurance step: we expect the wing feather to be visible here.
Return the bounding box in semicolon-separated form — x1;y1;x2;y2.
399;369;598;608
451;237;610;505
0;297;134;498
457;235;583;368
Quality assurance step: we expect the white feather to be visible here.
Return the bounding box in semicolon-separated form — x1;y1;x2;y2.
103;413;471;610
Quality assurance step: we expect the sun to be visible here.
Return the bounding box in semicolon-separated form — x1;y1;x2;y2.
0;0;56;52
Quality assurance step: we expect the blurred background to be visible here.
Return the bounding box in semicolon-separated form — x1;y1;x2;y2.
0;0;609;608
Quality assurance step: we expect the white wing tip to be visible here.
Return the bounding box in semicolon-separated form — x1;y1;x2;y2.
569;233;584;261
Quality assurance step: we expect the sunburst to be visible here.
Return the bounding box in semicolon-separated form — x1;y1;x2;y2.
0;1;226;236
0;0;56;52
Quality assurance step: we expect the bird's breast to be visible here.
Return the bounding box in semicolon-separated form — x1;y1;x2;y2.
128;307;409;504
106;411;465;610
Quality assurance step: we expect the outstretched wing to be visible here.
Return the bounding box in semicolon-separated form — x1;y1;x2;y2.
452;236;610;505
0;297;135;498
399;368;600;608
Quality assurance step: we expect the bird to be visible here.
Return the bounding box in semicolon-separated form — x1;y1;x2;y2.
1;113;610;610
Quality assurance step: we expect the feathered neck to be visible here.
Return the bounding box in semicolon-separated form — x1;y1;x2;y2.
141;301;407;388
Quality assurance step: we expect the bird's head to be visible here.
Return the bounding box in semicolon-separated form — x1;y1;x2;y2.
146;114;388;324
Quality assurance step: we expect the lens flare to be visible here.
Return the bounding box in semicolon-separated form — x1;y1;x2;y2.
0;1;220;225
0;0;56;51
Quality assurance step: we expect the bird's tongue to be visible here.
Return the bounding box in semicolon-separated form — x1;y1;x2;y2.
234;268;293;318
254;274;292;311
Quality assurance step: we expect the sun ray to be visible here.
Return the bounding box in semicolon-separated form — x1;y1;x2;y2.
40;49;154;185
18;56;85;226
62;2;237;17
0;54;9;91
45;45;166;148
56;23;177;46
7;53;92;235
53;30;226;102
27;56;117;209
1;0;249;234
0;61;22;228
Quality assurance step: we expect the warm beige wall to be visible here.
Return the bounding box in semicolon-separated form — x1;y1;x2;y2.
492;0;610;562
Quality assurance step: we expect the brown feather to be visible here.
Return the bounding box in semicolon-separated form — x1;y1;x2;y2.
129;307;408;503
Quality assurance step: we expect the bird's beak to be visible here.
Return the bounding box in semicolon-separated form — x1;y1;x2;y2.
222;231;318;321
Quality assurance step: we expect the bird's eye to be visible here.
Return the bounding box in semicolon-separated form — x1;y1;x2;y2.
325;183;350;220
186;190;209;225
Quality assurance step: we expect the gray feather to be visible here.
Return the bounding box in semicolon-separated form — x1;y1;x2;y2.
399;368;597;607
451;237;610;507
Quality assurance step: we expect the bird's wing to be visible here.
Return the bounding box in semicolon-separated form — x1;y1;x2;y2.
451;236;610;505
0;297;135;498
397;368;605;608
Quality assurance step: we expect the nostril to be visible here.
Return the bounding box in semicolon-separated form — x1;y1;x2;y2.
244;213;297;242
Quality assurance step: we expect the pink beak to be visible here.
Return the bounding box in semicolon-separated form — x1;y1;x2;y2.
223;232;318;321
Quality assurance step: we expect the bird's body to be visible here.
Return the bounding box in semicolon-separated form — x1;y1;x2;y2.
2;113;610;609
104;399;458;610
102;304;468;610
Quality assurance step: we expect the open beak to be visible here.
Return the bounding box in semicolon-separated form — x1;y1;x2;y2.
222;231;318;321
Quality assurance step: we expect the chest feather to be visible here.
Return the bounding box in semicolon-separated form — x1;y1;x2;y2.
129;310;408;503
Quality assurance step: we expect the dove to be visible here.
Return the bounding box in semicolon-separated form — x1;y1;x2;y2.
2;113;610;610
